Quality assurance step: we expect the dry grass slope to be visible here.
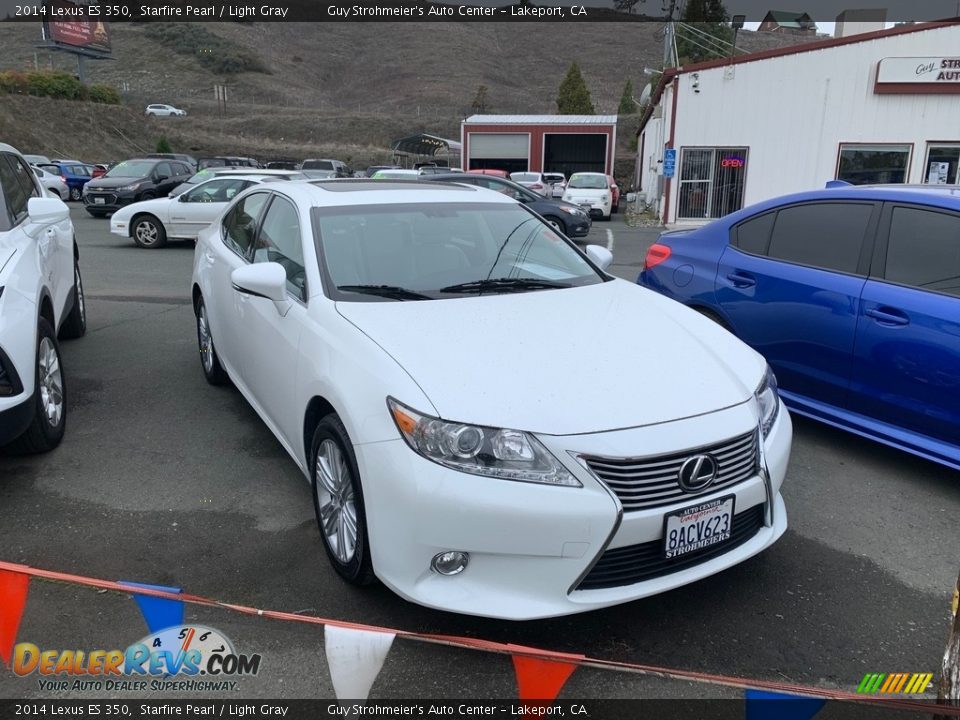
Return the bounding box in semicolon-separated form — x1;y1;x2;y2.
0;20;814;166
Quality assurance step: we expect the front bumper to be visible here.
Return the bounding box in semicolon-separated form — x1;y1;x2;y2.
356;401;791;619
83;189;138;213
563;213;591;238
0;392;34;446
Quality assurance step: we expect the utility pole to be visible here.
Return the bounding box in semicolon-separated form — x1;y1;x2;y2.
663;0;678;69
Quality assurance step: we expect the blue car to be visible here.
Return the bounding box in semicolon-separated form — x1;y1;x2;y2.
638;183;960;471
36;162;94;201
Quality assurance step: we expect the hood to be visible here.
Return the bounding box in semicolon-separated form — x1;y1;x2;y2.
565;187;608;198
86;175;149;190
336;280;764;436
111;197;172;222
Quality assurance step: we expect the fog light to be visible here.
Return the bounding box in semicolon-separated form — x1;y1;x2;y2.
431;551;469;576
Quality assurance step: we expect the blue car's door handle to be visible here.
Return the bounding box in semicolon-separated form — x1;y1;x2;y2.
865;307;909;326
726;272;756;288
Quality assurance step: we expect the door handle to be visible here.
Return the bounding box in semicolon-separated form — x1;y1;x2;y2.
865;307;909;326
726;272;756;288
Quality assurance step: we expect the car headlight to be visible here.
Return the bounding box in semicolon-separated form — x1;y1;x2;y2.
558;206;585;217
755;366;780;438
388;398;581;486
601;194;610;202
118;182;141;192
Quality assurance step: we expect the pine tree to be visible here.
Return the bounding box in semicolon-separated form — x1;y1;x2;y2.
618;79;636;114
155;136;173;153
675;0;735;64
556;62;595;115
471;85;489;114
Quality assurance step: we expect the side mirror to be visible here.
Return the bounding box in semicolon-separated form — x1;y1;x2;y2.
27;196;70;226
155;174;168;183
178;193;189;202
231;262;290;314
585;244;613;272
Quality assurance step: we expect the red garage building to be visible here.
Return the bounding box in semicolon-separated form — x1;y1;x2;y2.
461;115;617;177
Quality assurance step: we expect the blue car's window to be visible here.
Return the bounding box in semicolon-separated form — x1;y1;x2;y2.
885;206;960;298
733;212;775;255
767;202;873;275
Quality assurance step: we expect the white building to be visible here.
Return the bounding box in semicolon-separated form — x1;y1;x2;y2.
636;21;960;226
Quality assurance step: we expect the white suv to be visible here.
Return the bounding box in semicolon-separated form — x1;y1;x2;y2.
145;104;187;117
0;143;86;454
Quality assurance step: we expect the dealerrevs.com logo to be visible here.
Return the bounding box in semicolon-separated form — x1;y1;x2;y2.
856;672;934;695
12;625;261;692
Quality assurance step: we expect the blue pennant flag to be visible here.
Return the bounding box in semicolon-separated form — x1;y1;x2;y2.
745;689;826;720
118;581;184;635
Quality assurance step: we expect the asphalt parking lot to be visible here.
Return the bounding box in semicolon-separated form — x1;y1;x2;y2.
0;206;958;702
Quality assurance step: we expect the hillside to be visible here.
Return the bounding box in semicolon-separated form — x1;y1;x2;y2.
0;20;813;168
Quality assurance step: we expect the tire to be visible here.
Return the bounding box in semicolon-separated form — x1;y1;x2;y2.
139;192;156;201
543;215;567;236
4;318;66;455
59;261;86;340
69;186;82;201
195;296;227;385
131;215;167;249
310;414;375;586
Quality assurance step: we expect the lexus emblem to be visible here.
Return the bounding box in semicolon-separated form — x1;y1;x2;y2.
677;454;719;492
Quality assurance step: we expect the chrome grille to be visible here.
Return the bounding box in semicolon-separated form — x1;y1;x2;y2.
583;431;759;511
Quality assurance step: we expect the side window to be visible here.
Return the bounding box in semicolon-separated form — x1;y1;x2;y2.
0;153;34;225
11;155;40;200
885;206;960;298
175;162;191;176
155;162;173;179
185;179;246;203
222;192;270;259
733;211;776;255
766;203;873;274
253;196;306;300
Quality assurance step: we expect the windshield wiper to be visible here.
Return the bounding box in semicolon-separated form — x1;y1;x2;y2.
439;278;572;294
337;284;432;301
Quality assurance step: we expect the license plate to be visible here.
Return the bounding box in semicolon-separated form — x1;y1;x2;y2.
580;203;592;210
663;495;735;559
94;198;105;204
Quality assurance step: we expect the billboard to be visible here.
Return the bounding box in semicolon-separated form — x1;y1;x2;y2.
42;2;112;54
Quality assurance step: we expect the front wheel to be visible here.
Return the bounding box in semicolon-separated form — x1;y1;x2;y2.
195;296;227;385
132;215;167;248
69;187;82;201
543;216;567;236
311;415;375;586
4;319;66;454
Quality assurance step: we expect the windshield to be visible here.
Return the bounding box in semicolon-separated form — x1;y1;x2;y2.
568;174;607;189
302;160;334;170
511;173;539;182
313;202;605;301
106;160;155;178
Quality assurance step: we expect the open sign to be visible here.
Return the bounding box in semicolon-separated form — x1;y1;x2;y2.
721;158;745;168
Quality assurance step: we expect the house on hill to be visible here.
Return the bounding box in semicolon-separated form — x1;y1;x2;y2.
758;10;817;35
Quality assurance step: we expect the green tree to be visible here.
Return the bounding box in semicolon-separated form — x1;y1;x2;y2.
676;0;735;64
155;136;173;153
618;79;636;114
556;62;595;115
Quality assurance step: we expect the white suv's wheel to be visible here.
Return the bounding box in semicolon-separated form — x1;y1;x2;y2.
4;318;66;454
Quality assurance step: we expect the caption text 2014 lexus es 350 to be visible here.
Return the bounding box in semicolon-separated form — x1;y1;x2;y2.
191;179;792;620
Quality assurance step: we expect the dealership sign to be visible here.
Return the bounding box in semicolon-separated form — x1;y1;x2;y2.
875;57;960;93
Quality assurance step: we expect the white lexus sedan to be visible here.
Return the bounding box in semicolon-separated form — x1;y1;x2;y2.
191;180;792;619
110;175;275;248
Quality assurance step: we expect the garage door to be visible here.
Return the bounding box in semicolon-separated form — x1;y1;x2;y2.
469;134;529;159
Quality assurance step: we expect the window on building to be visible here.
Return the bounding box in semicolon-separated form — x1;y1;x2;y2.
923;144;960;185
885;206;960;298
677;147;747;220
837;144;910;185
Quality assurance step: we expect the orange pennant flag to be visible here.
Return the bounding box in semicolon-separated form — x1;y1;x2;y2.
510;644;583;717
0;569;29;668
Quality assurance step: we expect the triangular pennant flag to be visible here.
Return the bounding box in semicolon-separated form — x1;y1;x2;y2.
0;569;30;668
745;689;826;720
118;581;184;634
324;625;395;701
511;645;582;716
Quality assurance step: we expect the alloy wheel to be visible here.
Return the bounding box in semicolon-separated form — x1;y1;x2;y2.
38;337;63;427
135;221;158;246
197;303;214;374
315;439;358;564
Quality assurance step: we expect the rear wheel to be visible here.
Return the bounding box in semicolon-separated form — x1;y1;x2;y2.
4;319;66;455
311;414;375;586
132;215;167;249
195;296;227;385
59;261;86;339
69;187;82;201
